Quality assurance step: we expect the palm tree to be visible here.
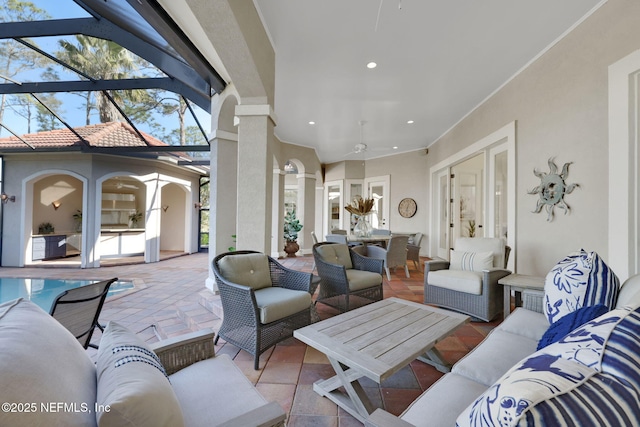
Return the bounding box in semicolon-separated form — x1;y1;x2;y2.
57;35;140;124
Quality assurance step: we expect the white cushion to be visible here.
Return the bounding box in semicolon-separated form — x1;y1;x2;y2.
170;354;272;427
218;253;272;290
253;287;311;324
0;298;97;427
346;269;383;291
452;330;539;386
544;249;619;324
401;373;488;427
495;307;549;341
449;250;494;272
455;237;504;268
428;270;483;295
96;321;185;427
316;244;353;269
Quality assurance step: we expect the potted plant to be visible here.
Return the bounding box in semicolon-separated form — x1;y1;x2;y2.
72;210;82;232
38;222;55;234
283;210;303;257
129;211;143;228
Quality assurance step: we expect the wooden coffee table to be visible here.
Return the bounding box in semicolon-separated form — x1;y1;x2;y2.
293;298;469;422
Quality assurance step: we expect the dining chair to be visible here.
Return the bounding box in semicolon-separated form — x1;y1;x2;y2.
359;235;410;280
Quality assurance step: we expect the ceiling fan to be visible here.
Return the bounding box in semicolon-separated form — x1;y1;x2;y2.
343;121;392;158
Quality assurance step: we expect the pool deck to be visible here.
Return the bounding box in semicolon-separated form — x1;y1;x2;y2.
0;252;501;426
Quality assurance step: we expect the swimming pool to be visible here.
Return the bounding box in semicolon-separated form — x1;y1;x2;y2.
0;278;134;312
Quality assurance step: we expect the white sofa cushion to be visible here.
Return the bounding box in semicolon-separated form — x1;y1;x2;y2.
96;321;185;427
254;287;311;324
170;354;273;427
494;307;549;341
449;250;493;272
428;270;483;295
452;330;539;387
544;249;619;324
217;253;272;290
0;298;97;427
401;373;488;427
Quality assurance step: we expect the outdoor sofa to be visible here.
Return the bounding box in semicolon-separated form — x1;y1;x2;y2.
367;251;640;427
0;298;285;427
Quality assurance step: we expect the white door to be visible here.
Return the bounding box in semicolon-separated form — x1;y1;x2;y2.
364;175;390;230
435;169;451;259
324;180;344;236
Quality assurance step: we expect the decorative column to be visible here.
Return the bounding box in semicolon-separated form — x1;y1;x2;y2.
297;173;316;255
272;167;285;258
206;130;238;292
234;104;276;254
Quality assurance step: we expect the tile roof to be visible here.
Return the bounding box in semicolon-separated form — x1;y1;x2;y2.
0;122;168;149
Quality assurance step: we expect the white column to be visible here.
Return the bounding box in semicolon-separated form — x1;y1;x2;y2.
234;104;276;253
297;173;316;255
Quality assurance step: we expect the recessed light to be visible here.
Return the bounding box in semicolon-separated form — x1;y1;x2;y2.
366;62;377;69
407;120;414;124
393;146;398;150
308;121;315;125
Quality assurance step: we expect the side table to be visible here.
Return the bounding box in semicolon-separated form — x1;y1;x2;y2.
498;274;545;318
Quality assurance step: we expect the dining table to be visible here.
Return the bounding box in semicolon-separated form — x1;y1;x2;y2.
347;234;391;248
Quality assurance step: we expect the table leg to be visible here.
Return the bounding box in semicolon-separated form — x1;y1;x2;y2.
503;284;512;319
312;357;376;422
417;347;452;373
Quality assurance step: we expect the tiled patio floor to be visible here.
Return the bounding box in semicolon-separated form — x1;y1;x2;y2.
0;252;502;426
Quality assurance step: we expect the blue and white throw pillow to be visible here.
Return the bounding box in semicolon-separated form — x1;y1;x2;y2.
457;307;640;427
544;250;619;324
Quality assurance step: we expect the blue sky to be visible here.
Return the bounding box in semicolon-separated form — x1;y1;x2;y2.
1;0;211;144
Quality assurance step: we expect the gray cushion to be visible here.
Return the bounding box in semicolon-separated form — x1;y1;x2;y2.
218;253;272;290
496;307;549;340
345;269;382;291
428;270;483;295
401;373;488;427
316;244;353;269
254;287;312;324
170;354;271;427
0;298;97;427
96;321;185;427
452;329;539;386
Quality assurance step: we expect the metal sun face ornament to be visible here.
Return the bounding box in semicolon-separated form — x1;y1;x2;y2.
528;158;579;221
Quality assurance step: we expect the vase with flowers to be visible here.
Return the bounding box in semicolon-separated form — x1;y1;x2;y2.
345;196;375;237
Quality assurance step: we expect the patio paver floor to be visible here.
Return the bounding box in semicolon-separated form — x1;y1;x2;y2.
0;252;501;426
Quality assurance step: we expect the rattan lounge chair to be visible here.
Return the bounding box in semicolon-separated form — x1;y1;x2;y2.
313;242;384;312
212;251;314;370
49;277;117;349
424;238;511;322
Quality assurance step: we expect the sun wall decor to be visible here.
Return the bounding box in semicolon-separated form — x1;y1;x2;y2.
528;158;579;221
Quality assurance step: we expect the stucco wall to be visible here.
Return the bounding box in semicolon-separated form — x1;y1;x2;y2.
424;0;640;275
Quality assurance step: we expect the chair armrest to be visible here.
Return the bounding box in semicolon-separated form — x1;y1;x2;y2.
351;249;384;274
218;401;286;427
365;244;387;260
425;259;450;272
483;268;512;283
151;328;216;375
269;259;313;293
365;409;415;427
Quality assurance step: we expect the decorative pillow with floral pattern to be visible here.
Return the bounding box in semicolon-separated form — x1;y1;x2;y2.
543;249;619;324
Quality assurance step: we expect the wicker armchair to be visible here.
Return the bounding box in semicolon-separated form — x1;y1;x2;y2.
212;251;314;370
151;328;286;427
424;238;511;322
313;242;384;312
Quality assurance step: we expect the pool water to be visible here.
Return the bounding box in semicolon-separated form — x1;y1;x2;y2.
0;278;134;312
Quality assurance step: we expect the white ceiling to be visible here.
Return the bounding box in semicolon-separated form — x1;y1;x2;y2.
253;0;603;164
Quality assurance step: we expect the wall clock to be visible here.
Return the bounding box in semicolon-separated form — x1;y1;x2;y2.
398;198;417;218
